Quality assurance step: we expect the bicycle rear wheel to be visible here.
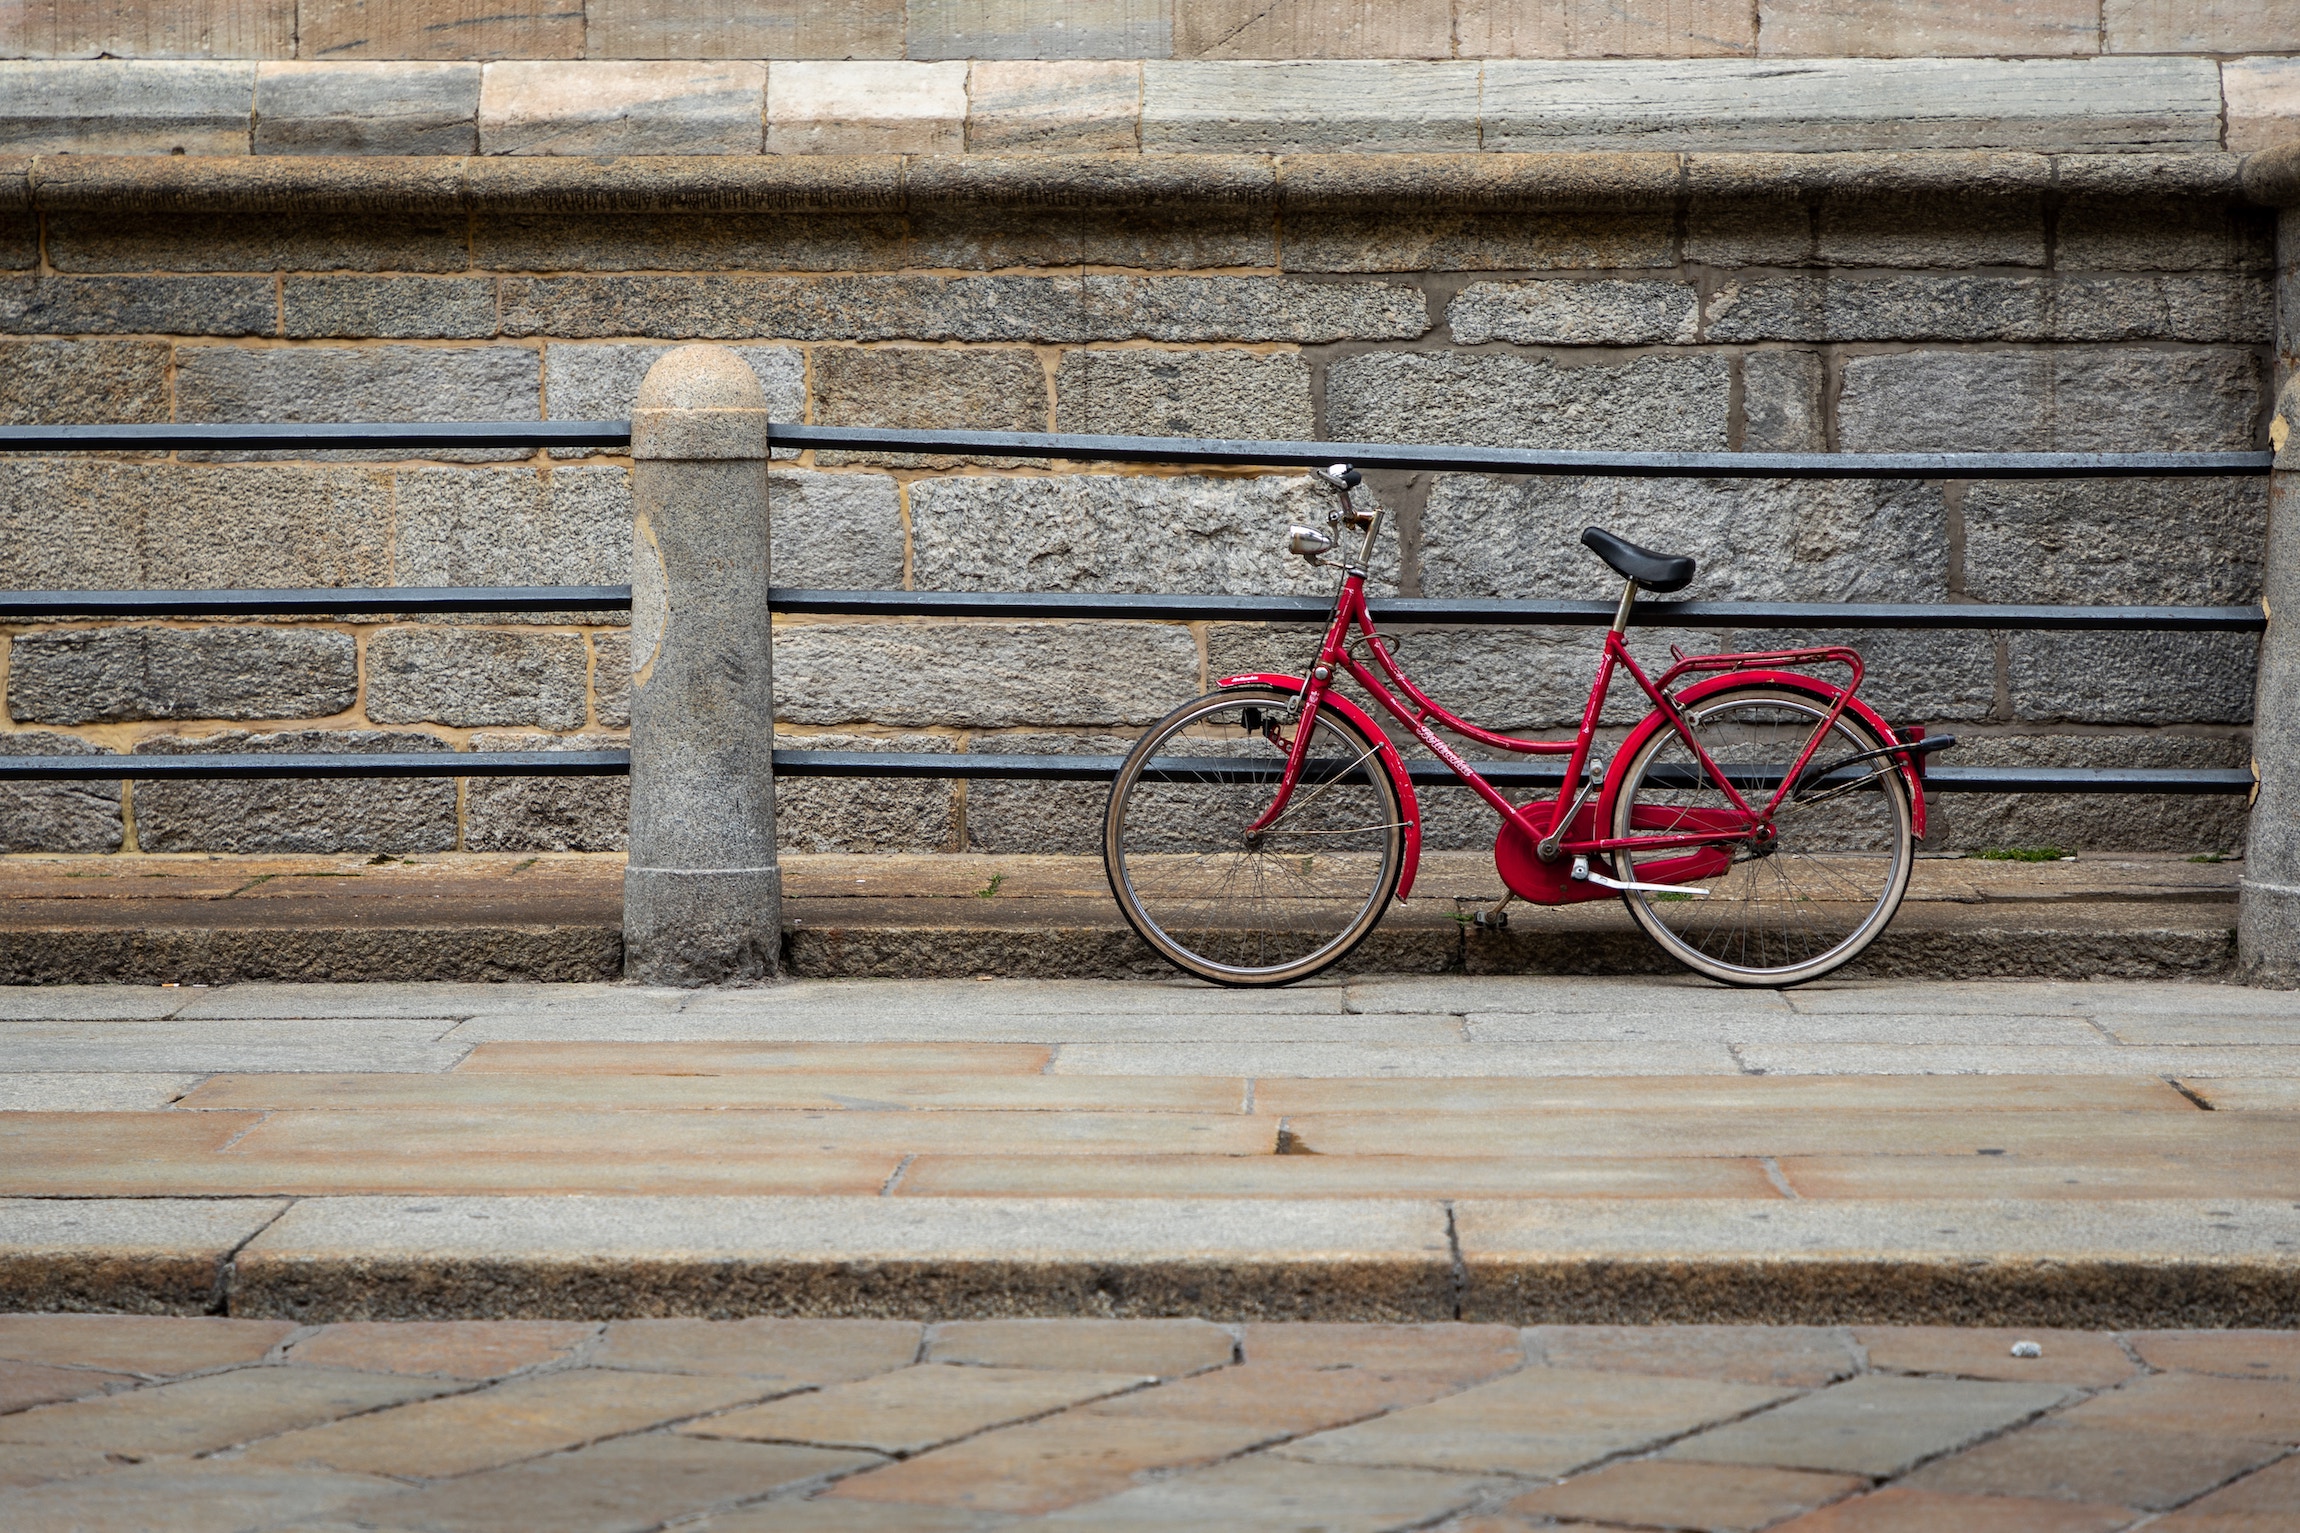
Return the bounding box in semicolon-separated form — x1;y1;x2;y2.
1611;683;1913;987
1104;685;1406;987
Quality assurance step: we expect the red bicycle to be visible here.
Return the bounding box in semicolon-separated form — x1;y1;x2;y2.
1103;464;1953;987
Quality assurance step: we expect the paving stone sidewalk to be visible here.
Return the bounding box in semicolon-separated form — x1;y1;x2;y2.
0;1313;2295;1531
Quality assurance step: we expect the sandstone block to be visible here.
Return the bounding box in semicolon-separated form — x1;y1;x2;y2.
6;0;293;60
2104;0;2300;53
7;627;357;726
592;630;631;729
1447;280;1699;346
0;275;273;336
1142;61;1478;152
0;734;123;856
45;213;469;276
1284;209;1677;276
1420;474;1949;601
1457;0;1755;57
2225;56;2300;155
915;2;1168;60
295;0;585;61
366;628;590;730
962;730;1133;855
2056;199;2277;273
463;731;630;853
774;731;955;853
1836;347;2259;452
768;470;905;591
391;465;632;589
768;61;968;156
1325;352;1731;452
585;0;905;59
1053;349;1313;439
810;346;1049;465
478;62;765;157
546;341;802;459
0;60;253;154
282;276;498;340
1481;56;2222;153
966;61;1141;151
131;730;459;855
1965;478;2267;605
254;62;480;156
910;472;1392;596
1176;0;1454;58
174;344;540;462
774;622;1201;728
1741;350;1825;452
1757;0;2098;56
2009;632;2258;725
1920;732;2251;855
0;339;170;426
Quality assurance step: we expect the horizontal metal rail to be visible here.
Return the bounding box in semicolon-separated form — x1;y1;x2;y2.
3;586;2265;633
0;420;2269;480
0;751;2253;795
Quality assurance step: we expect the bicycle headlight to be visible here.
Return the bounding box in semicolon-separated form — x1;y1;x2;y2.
1287;525;1335;559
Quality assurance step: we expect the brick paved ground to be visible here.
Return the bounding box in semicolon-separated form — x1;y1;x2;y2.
0;1314;2296;1530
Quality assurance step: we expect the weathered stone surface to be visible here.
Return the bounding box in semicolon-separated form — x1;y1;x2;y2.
1964;478;2267;605
500;274;1425;344
592;631;631;730
774;623;1201;728
1447;280;1699;346
1757;0;2099;56
478;61;765;157
366;628;591;730
1661;1375;2073;1477
1741;628;1999;723
1284;209;1675;276
254;62;480;156
6;0;293;60
2008;632;2258;725
774;732;955;853
768;61;968;155
0;275;273;336
1328;352;1730;452
962;731;1133;855
965;60;1141;150
0;734;122;855
914;4;1165;60
1143;61;1478;152
282;276;498;340
769;470;905;591
1812;195;2047;268
2225;56;2300;155
479;212;909;277
1420;475;1949;601
0;215;33;271
0;339;170;425
1179;0;1456;58
1706;273;2271;344
1836;348;2260;451
7;627;357;726
2057;199;2278;273
295;0;585;61
174;345;541;462
1053;350;1313;440
910;472;1390;596
811;346;1049;465
2104;0;2300;53
0;461;394;593
1683;197;1817;269
0;60;254;155
1481;56;2222;153
545;343;804;459
45;213;469;275
392;466;632;589
1742;349;1825;451
463;732;630;854
585;0;904;59
131;730;458;856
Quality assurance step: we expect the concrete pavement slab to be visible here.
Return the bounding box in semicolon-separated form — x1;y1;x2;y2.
1497;1460;1867;1532
892;1153;1781;1200
2126;1329;2300;1379
1853;1326;2140;1386
687;1363;1149;1456
824;1410;1277;1514
1254;1075;2194;1115
0;1357;134;1411
2180;1079;2300;1109
0;1019;469;1072
1466;1011;2115;1045
283;1319;597;1379
1520;1324;1860;1387
0;1197;289;1314
0;1312;293;1374
1900;1418;2288;1511
0;1365;456;1455
455;1041;1057;1074
1775;1154;2300;1201
1737;1044;2300;1075
0;1461;407;1533
1763;1485;2138;1531
923;1318;1234;1376
592;1318;924;1381
1024;1454;1489;1531
231;1196;1459;1321
0;987;185;1020
0;1073;201;1110
1237;1321;1521;1376
2099;1013;2300;1043
2053;1369;2300;1438
1082;1362;1480;1433
450;1009;1462;1044
1345;975;1788;1015
176;1072;1251;1114
1661;1374;2072;1476
172;980;684;1020
2174;1454;2300;1515
0;1442;113;1489
1048;1041;1743;1076
711;1499;1008;1530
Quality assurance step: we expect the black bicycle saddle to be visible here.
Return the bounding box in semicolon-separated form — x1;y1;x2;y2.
1581;526;1696;594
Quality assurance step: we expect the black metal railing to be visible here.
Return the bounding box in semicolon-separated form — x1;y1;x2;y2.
0;420;2270;799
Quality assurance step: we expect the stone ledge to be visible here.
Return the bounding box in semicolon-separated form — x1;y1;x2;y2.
0;149;2273;218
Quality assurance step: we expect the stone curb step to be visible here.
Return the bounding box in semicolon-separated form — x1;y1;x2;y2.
0;55;2283;160
6;1195;2294;1327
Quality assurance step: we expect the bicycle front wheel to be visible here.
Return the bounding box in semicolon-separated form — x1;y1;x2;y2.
1104;685;1406;987
1612;683;1913;987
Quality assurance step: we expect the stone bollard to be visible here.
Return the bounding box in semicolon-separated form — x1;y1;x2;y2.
624;345;780;985
2242;374;2300;986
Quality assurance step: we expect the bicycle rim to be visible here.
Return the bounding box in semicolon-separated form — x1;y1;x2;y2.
1613;685;1913;987
1104;686;1405;987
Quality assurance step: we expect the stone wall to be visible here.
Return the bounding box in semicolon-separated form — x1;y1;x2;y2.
0;149;2272;859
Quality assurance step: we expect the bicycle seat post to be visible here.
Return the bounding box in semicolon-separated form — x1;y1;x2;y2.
1610;576;1638;633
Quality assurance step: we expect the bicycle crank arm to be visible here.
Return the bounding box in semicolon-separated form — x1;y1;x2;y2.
1572;856;1709;897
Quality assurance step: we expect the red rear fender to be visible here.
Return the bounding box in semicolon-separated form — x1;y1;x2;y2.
1216;673;1423;900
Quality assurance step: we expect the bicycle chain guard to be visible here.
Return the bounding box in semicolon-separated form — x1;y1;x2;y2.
1496;801;1738;907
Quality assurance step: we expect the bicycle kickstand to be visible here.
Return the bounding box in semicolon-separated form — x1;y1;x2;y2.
1472;892;1519;931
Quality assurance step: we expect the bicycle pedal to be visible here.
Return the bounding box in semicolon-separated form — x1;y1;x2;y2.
1472;906;1510;930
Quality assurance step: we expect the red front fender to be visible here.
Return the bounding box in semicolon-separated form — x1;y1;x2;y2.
1216;672;1424;901
1599;669;1929;840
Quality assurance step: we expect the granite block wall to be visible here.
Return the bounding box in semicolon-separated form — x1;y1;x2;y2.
0;182;2272;858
